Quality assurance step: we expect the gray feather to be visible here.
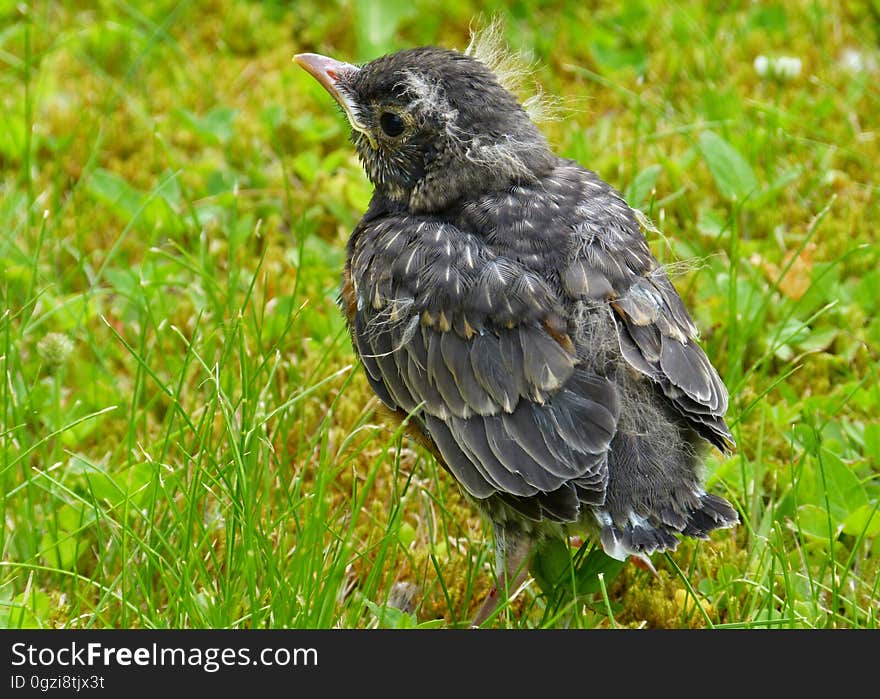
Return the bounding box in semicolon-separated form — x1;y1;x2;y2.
423;415;495;499
659;337;714;404
501;406;579;478
426;328;471;418
369;327;418;411
403;327;450;418
448;416;538;496
354;312;397;409
439;330;498;415
498;329;532;400
469;332;519;413
483;416;566;492
520;325;576;393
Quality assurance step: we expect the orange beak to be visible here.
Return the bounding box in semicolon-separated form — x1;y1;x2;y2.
294;52;369;134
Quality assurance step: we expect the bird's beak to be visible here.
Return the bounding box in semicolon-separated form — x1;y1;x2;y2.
294;52;371;136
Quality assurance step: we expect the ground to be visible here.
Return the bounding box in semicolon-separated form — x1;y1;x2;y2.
1;0;878;628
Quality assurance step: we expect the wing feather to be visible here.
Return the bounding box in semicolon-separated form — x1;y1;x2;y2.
469;332;519;413
423;415;496;499
448;415;538;496
570;240;733;449
348;213;623;520
440;330;497;415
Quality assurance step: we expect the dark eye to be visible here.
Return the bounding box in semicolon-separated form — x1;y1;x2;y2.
379;112;405;137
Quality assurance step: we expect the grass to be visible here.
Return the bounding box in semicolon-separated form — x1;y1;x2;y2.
0;0;878;629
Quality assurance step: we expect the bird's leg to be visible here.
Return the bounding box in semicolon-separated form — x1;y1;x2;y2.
472;524;533;627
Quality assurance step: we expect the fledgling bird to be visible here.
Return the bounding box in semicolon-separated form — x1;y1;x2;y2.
296;32;739;625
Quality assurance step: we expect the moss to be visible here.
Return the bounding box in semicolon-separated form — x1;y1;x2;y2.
608;538;746;628
3;0;877;629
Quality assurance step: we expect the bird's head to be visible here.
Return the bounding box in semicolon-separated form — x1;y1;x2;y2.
295;46;555;213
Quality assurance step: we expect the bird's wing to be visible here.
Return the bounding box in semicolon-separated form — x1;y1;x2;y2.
347;214;620;522
559;178;734;452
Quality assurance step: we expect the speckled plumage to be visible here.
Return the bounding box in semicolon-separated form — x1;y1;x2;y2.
296;42;739;621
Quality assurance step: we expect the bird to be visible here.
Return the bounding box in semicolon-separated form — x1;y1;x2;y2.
295;30;739;626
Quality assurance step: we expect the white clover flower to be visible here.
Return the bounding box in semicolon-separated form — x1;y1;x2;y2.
840;48;878;73
754;55;802;80
775;56;802;79
754;55;769;77
37;332;74;369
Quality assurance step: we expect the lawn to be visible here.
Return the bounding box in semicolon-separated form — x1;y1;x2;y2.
1;0;878;628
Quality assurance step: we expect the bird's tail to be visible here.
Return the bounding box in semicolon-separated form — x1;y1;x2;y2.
591;426;739;562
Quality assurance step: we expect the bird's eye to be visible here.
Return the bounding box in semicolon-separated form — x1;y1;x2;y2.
379;112;405;137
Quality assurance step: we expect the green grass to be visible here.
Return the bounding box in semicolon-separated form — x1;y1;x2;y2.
1;0;878;629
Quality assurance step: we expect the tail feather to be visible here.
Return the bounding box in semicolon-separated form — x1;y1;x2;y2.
681;492;739;539
595;492;739;561
590;368;740;562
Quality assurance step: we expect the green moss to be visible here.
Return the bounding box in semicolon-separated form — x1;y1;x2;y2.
1;0;877;629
